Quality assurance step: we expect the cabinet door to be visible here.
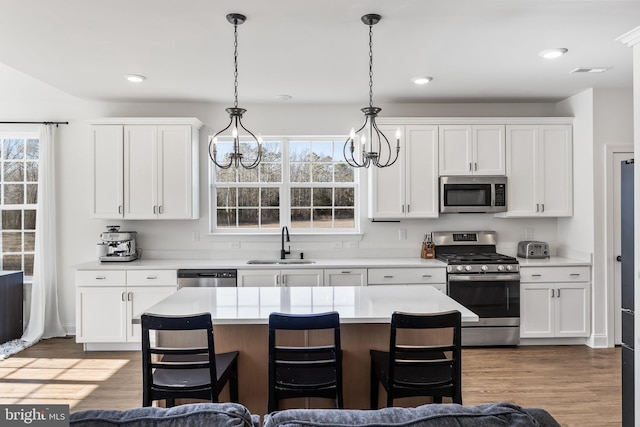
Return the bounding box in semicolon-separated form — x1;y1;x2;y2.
127;286;176;342
124;125;158;219
324;269;367;286
504;125;538;216
405;125;439;218
520;283;554;338
157;125;197;219
538;125;573;216
91;125;123;218
281;269;324;286
238;270;278;287
473;125;505;175
76;287;127;343
368;125;406;218
554;283;590;337
439;125;472;175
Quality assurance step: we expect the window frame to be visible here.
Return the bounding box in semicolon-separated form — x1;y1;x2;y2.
209;135;360;235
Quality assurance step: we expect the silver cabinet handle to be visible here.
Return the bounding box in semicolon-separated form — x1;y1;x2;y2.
153;206;157;214
383;275;394;278
422;274;432;278
532;274;542;277
541;204;545;213
407;204;410;213
276;275;280;285
474;162;478;171
282;275;286;286
121;292;126;301
469;162;472;171
159;206;163;214
341;271;351;274
118;205;123;214
551;289;555;298
127;292;132;301
146;275;157;280
95;276;106;280
557;289;561;297
401;205;405;213
570;273;581;277
536;204;539;212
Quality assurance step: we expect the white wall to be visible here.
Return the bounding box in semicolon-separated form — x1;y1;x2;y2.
1;63;631;340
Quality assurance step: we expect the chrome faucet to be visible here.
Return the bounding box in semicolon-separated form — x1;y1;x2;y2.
281;226;290;259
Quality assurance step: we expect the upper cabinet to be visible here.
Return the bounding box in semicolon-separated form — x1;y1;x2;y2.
90;118;203;220
368;124;439;219
439;125;505;176
498;124;573;217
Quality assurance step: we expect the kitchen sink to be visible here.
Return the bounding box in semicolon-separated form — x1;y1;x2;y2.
247;259;316;265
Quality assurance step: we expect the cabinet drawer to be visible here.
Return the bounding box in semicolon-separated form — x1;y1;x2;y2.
520;266;590;282
76;270;126;285
127;270;177;286
368;268;446;285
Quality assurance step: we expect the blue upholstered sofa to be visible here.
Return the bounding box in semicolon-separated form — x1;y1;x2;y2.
70;401;560;427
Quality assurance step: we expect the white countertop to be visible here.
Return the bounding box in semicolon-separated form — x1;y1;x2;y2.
516;256;591;267
74;257;447;270
142;285;478;324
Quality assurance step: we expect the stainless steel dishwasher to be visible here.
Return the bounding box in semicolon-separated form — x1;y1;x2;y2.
177;269;237;288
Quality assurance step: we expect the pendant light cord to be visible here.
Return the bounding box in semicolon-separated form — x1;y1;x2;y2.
368;23;374;108
233;21;239;109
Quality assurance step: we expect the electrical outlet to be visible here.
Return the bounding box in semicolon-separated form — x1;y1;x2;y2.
345;241;359;248
228;241;240;249
332;242;343;249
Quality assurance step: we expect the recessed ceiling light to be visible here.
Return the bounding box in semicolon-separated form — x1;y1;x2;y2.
125;74;147;83
570;67;613;73
539;48;568;59
411;76;433;85
275;94;292;101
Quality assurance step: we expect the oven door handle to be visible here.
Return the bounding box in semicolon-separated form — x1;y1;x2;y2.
448;273;521;282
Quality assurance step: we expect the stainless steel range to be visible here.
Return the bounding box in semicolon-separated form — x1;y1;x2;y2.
434;231;520;346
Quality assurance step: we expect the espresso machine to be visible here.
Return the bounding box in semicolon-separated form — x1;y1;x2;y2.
99;226;138;262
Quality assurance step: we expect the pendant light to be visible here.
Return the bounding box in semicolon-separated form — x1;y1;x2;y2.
343;14;400;168
209;13;262;170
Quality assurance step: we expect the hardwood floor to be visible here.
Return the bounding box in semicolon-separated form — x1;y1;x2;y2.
0;337;621;426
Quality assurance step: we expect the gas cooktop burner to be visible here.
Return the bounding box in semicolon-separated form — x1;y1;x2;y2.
437;252;518;265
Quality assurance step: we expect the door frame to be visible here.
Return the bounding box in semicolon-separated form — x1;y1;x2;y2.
604;144;634;347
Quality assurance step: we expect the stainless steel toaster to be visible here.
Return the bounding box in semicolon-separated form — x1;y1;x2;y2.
517;241;550;259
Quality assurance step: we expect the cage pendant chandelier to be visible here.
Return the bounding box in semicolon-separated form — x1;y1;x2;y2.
343;13;400;169
209;13;262;170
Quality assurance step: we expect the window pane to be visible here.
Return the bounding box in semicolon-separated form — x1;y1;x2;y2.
26;184;37;204
216;188;237;208
260;163;281;183
335;188;354;207
4;184;24;204
334;163;354;182
312;208;333;228
26;139;39;160
24;210;36;229
311;141;332;162
24;231;35;252
2;210;22;230
238;166;259;183
4;162;24;182
238;188;258;207
312;163;332;182
262;142;282;163
291;188;311;207
260;209;279;228
4;139;24;160
238;209;258;227
2;232;22;252
291;208;311;228
334;209;355;228
26;162;38;182
290;162;310;183
290;142;310;162
24;254;34;277
313;188;332;207
217;208;237;228
260;188;279;207
2;254;21;271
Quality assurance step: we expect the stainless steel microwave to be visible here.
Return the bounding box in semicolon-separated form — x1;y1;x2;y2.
439;176;507;213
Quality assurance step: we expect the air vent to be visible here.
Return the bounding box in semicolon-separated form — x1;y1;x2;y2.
570;67;613;73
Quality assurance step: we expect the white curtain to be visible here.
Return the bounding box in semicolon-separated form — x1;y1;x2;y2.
21;124;65;344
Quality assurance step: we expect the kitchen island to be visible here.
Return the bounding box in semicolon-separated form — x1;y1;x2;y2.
144;285;477;413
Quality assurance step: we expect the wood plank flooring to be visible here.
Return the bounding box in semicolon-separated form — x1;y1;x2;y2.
0;337;621;426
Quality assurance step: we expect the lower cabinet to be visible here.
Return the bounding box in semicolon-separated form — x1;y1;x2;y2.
520;266;591;338
367;267;447;293
323;269;367;286
237;269;324;287
75;270;177;344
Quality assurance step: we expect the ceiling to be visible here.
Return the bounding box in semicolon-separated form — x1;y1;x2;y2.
2;0;639;105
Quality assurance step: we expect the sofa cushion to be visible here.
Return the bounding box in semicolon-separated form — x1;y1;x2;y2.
263;402;560;427
70;402;259;427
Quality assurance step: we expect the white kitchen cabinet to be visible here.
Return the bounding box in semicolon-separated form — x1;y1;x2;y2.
75;270;177;344
520;266;590;338
367;267;446;292
90;118;202;220
499;124;573;217
368;124;439;219
323;269;367;286
439;125;505;176
238;269;324;287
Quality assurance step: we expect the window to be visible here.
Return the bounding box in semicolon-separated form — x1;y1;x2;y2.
0;133;38;277
211;136;357;233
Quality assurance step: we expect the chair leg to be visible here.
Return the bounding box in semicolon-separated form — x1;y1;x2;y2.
229;359;239;403
386;390;394;408
166;398;175;408
433;395;443;404
370;363;379;410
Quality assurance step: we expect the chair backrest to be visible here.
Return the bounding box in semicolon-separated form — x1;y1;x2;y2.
388;310;462;394
268;311;343;411
141;313;218;401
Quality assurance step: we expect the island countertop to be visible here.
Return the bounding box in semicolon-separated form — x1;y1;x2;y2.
143;285;478;324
